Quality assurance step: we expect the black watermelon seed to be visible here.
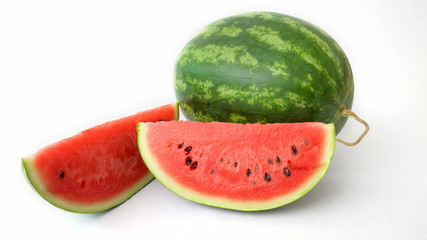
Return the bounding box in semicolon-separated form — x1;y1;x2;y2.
292;146;297;155
210;169;215;175
265;173;271;182
178;142;184;149
185;157;192;166
276;156;281;163
190;161;198;170
184;146;192;153
234;162;238;168
246;169;251;177
284;168;291;177
267;158;273;165
59;171;65;179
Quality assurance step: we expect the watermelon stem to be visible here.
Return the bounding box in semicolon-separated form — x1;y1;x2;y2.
336;109;369;146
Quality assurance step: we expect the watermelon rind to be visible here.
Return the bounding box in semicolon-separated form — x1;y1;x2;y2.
22;157;154;213
137;122;335;211
21;102;180;213
174;11;354;134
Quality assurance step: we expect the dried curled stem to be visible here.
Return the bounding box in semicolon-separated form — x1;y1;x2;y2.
336;109;369;146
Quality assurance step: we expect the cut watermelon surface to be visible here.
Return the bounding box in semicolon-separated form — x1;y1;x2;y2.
137;121;335;211
22;103;179;213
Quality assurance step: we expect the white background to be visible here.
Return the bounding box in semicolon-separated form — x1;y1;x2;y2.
1;0;426;239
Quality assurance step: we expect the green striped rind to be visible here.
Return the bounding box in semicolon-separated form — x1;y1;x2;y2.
137;122;335;211
174;12;353;133
22;156;154;213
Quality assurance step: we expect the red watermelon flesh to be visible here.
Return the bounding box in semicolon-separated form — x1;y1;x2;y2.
137;121;335;211
22;103;179;213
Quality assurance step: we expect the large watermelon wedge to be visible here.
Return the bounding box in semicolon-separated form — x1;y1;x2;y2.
22;103;179;213
137;121;335;211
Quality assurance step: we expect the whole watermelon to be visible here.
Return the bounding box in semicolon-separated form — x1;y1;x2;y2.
174;12;354;134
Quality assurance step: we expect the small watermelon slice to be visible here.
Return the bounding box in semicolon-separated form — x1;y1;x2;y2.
137;121;335;211
22;103;179;213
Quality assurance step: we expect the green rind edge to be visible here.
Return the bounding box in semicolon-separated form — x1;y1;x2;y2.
21;157;154;213
137;122;335;211
21;102;180;213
